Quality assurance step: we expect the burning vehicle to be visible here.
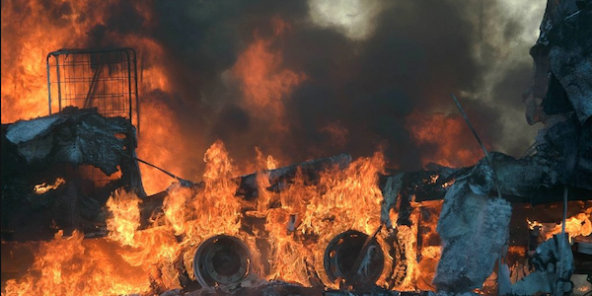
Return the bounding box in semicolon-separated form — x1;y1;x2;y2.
1;0;591;296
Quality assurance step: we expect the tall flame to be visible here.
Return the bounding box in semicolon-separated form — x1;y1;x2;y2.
3;139;451;295
106;190;142;247
251;151;399;288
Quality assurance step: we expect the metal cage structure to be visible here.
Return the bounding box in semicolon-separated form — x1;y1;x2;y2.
46;48;140;132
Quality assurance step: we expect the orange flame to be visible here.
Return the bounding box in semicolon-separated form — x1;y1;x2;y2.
528;207;592;241
407;111;485;167
1;142;249;295
250;152;402;288
160;140;242;240
231;16;307;132
2;231;153;296
2;139;452;295
405;200;443;290
33;178;66;195
106;190;142;247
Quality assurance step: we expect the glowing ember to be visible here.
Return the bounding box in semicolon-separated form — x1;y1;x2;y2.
33;178;66;195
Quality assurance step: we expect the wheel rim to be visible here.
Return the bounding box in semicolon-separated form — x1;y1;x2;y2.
193;235;252;289
323;230;385;286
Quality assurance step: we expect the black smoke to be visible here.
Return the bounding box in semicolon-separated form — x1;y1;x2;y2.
2;0;542;180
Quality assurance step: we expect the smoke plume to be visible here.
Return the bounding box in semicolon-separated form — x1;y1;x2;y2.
1;0;546;193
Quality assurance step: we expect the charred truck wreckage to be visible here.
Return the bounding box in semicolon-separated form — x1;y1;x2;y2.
1;1;591;296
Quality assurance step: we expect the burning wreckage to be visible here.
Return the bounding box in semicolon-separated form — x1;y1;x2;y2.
1;1;592;296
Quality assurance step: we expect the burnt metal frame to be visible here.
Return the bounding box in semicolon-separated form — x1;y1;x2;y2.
46;48;140;133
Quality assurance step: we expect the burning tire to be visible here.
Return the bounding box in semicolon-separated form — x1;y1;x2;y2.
323;230;385;287
193;235;252;289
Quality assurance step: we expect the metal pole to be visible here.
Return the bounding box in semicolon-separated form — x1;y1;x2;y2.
46;55;53;115
124;50;133;124
451;93;502;199
56;55;62;112
131;49;140;136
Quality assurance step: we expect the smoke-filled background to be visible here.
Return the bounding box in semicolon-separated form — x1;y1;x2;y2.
1;0;545;194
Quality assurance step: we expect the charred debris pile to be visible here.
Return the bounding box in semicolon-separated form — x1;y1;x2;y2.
2;0;592;295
